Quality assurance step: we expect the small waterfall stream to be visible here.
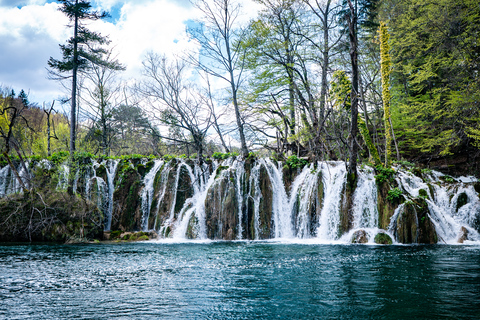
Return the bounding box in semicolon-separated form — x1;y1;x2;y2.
140;160;164;231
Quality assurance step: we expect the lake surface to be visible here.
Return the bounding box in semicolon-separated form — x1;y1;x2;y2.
1;241;479;319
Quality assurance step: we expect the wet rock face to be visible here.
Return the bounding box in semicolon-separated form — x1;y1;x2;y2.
395;199;437;244
351;229;368;243
456;192;468;211
458;226;469;243
111;166;142;231
256;165;273;239
377;180;400;230
205;170;239;240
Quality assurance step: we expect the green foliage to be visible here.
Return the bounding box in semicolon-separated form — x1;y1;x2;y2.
393;160;414;167
329;70;351;110
286;155;308;169
162;154;176;162
48;151;69;164
212;152;239;160
388;0;480;157
441;175;454;183
374;165;396;184
73;151;96;162
387;187;403;203
418;189;428;199
420;168;432;175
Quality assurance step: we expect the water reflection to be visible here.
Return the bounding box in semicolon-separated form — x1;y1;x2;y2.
0;243;479;319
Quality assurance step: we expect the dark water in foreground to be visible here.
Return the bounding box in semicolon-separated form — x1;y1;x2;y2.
1;242;479;319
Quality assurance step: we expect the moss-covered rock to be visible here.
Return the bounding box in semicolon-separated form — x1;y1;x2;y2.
395;199;437;244
205;169;238;240
377;180;401;230
456;192;468;211
255;164;274;239
374;232;393;245
111;166;142;231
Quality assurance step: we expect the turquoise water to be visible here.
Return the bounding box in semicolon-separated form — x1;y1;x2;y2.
1;242;479;319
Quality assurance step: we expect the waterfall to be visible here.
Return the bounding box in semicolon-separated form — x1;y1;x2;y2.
316;162;346;242
233;159;245;239
0;156;478;244
262;159;293;238
56;163;69;190
171;160;217;239
0;165;11;197
140;160;164;231
249;161;263;240
291;163;320;239
103;159;119;231
352;167;378;229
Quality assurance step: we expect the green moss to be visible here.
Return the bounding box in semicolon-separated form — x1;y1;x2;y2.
358;117;382;166
110;230;122;239
418;189;428;199
456;192;468;211
387;187;403;203
374;233;393;245
215;165;230;178
137;235;149;241
375;165;396;185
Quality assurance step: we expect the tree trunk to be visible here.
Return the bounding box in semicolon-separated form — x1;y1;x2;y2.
68;1;79;195
347;0;359;185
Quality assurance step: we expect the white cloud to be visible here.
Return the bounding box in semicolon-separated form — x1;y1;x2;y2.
0;0;260;106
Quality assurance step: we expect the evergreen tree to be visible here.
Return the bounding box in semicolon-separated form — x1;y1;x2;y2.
48;0;110;157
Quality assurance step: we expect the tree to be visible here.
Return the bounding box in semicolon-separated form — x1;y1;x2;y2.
379;21;393;165
384;0;480;160
241;0;308;154
187;0;249;157
80;49;125;156
345;0;359;185
139;54;212;161
48;0;111;157
0;88;32;192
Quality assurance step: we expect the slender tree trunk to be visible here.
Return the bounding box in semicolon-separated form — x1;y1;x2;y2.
319;0;331;124
47;115;51;157
68;1;79;195
347;0;359;184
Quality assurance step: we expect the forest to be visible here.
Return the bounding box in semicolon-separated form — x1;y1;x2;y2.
1;0;480;188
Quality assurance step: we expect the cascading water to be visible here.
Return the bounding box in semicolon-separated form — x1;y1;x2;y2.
103;159;119;231
393;169;480;243
140;160;164;231
0;165;11;197
262;159;293;239
0;157;479;244
56;163;69;190
171;160;217;239
316;162;346;242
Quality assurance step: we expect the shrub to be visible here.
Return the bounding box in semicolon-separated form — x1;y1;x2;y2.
387;187;403;203
375;165;396;184
286;155;308;169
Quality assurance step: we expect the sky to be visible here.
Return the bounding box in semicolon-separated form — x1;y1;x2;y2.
0;0;260;105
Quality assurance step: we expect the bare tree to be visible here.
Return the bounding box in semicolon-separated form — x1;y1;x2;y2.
80;49;125;156
139;53;213;161
43;101;58;157
187;0;249;157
